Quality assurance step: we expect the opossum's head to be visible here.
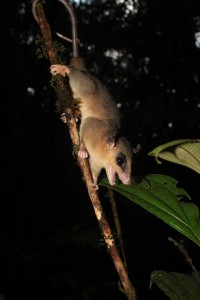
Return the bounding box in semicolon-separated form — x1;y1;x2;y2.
104;135;133;186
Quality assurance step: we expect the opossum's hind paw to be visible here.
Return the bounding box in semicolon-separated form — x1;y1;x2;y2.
60;112;67;123
61;112;79;123
50;64;70;77
78;143;88;159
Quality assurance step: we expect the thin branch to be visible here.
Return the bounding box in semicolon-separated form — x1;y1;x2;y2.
32;2;137;299
168;237;200;286
108;189;129;273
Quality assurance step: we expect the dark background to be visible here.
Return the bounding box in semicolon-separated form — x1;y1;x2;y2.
2;0;200;299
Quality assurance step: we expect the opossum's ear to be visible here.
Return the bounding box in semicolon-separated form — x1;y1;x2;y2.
106;132;117;148
132;144;142;154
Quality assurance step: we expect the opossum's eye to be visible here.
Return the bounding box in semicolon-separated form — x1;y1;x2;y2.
116;154;126;167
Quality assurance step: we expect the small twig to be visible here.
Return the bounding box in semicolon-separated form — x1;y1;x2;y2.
32;2;137;299
168;237;200;286
108;189;129;273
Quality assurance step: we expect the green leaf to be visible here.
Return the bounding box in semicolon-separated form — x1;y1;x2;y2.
148;139;200;174
99;174;200;247
150;270;200;300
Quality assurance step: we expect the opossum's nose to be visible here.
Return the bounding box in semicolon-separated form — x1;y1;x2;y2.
119;173;131;185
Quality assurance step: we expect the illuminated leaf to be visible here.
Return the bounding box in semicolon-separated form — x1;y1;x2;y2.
148;139;200;174
99;174;200;247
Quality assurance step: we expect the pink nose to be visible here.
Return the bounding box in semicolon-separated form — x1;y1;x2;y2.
120;174;131;185
123;179;131;185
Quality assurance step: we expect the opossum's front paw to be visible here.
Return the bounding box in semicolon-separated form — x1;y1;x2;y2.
78;143;89;159
50;64;70;77
91;174;99;190
92;183;99;190
91;179;99;190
